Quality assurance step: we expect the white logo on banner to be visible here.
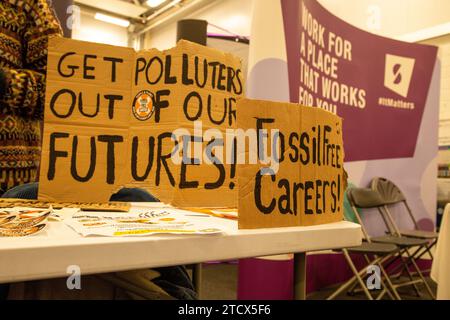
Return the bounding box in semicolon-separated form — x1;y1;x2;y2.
384;54;415;98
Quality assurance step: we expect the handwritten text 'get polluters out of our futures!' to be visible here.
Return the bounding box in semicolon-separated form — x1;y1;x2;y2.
43;40;243;202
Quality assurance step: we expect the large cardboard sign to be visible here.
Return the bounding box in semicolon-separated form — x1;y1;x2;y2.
238;99;344;229
39;38;243;206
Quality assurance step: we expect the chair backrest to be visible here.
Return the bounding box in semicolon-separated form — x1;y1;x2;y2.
347;187;401;240
371;177;419;229
346;188;386;241
371;177;405;204
347;188;385;209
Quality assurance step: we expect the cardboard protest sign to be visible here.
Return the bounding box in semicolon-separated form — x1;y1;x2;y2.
237;99;344;229
39;38;243;207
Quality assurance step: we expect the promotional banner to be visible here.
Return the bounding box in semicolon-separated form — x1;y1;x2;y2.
281;0;437;162
278;0;439;235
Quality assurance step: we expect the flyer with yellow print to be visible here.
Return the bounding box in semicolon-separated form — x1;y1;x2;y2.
64;208;223;237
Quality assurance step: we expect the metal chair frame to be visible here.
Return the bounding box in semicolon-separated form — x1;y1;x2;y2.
371;177;438;257
371;178;438;295
327;190;401;300
347;188;435;299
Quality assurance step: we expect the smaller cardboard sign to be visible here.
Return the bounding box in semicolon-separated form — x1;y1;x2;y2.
237;98;344;229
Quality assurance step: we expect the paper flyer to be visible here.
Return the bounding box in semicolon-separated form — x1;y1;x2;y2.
64;208;224;237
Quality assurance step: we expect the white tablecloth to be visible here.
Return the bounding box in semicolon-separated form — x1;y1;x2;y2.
431;203;450;300
0;203;362;284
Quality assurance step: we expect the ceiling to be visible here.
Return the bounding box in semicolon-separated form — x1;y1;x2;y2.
74;0;221;35
74;0;181;22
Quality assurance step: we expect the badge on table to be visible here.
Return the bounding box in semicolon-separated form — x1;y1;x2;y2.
0;208;52;237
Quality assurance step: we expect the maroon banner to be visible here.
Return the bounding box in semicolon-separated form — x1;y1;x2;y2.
281;0;437;161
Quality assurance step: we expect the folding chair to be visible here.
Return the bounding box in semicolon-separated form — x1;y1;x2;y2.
327;190;401;300
348;187;435;299
371;177;438;261
371;177;437;299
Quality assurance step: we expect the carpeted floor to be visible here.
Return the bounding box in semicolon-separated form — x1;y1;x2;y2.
308;277;437;300
199;263;238;300
197;263;437;300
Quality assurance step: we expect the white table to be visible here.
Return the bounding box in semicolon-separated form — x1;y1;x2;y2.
0;204;362;299
431;203;450;300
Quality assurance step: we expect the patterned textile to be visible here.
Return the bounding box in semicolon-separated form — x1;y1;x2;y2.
0;0;62;193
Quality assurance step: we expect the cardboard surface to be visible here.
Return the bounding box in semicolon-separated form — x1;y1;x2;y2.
237;99;344;229
38;38;243;207
0;199;130;212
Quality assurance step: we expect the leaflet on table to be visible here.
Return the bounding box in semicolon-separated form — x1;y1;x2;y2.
64;208;223;237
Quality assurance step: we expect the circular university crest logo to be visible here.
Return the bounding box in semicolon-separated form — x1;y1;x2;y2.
132;90;155;121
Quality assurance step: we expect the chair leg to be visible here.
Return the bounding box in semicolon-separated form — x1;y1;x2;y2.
328;277;358;300
348;255;392;299
409;242;434;263
377;262;401;300
342;250;373;300
380;249;426;297
347;277;360;296
414;241;436;261
390;247;435;299
340;253;402;300
327;252;380;300
346;254;371;296
361;254;400;300
398;251;422;297
407;243;435;277
405;250;436;300
384;249;421;284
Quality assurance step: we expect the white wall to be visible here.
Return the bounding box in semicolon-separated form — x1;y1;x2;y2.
72;8;130;47
144;0;450;49
421;35;450;146
144;0;254;50
318;0;450;38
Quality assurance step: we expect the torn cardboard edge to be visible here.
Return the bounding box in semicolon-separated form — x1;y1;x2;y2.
0;198;131;212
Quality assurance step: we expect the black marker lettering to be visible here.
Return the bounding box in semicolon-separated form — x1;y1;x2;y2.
58;52;78;77
71;136;96;182
103;57;123;82
98;135;123;185
83;54;96;79
48;132;69;180
50;89;76;118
